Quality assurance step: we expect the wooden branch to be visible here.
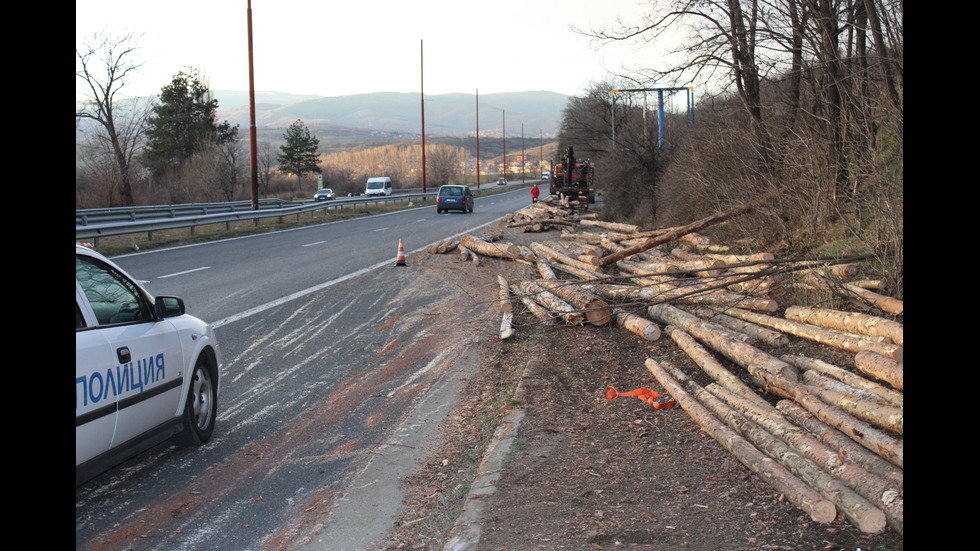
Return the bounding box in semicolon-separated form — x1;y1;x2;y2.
599;190;786;267
614;308;661;340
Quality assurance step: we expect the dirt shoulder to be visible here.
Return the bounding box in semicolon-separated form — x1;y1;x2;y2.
379;220;904;551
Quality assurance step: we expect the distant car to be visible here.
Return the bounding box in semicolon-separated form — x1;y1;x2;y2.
76;244;222;486
496;178;507;186
436;185;474;213
313;188;335;201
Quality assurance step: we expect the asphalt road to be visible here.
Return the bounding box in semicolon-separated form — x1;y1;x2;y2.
75;187;536;551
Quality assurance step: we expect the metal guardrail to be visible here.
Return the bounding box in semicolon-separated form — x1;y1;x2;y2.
75;192;437;241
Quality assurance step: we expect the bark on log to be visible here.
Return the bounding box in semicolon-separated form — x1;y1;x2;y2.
854;351;904;390
499;311;514;340
805;275;903;315
782;355;902;409
614;308;661;340
511;284;556;325
785;306;903;346
496;274;513;313
532;242;604;273
646;303;800;386
682;305;790;347
803;378;903;435
648;304;902;468
718;307;903;361
643;358;837;524
579;219;639;233
661;362;887;533
460;233;521;259
708;384;902;534
665;325;772;409
535;279;614;326
777;400;904;489
516;280;582;325
599;190;786;266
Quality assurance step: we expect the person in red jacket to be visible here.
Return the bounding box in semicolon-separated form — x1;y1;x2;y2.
530;183;540;203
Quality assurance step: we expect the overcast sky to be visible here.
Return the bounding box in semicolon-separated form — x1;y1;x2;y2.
76;0;677;100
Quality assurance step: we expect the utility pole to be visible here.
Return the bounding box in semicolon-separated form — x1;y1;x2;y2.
420;40;426;193
476;88;480;190
247;0;259;210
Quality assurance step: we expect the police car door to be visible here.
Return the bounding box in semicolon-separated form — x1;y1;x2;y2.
75;254;185;453
76;286;118;467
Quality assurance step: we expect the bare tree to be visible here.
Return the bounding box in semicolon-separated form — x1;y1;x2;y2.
76;31;149;206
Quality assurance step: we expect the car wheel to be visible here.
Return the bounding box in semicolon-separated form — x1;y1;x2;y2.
174;355;217;446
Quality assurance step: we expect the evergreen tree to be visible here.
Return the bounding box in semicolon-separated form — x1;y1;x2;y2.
143;68;236;177
278;119;321;185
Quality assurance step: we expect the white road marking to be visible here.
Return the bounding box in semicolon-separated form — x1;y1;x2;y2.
158;266;210;279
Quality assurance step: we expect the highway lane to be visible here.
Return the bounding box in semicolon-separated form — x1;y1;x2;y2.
75;186;537;551
109;186;536;326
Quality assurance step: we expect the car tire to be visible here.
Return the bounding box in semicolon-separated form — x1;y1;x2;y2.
174;355;217;447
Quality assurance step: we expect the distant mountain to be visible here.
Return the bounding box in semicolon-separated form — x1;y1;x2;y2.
214;90;569;138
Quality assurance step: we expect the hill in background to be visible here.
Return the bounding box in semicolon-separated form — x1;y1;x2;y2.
215;90;569;147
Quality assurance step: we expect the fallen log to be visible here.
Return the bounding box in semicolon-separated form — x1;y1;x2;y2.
682;305;790;347
785;306;903;346
665;325;772;409
510;284;556;325
805;275;903;315
599;190;786;267
777;400;904;489
707;384;902;534
535;279;614;326
496;274;513;313
460;233;521;260
614;308;661;341
644;358;838;524
516;280;582;325
782;355;902;409
660;361;887;533
532;242;604;273
646;303;800;386
647;304;902;468
717;307;903;361
802;377;904;435
579;219;639;233
499;311;514;340
854;351;904;390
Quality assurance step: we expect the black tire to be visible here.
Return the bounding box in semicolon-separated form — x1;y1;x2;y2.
174;355;217;446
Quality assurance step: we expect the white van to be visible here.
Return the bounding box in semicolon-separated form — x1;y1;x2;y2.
365;177;392;196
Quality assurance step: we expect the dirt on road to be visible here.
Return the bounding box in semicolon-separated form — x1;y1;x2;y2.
377;220;904;551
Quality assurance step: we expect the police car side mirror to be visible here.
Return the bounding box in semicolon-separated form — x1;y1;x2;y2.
155;296;186;318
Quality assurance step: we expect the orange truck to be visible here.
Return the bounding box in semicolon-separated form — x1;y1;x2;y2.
550;146;595;204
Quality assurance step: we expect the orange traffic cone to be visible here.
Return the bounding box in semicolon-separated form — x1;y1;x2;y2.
395;239;407;266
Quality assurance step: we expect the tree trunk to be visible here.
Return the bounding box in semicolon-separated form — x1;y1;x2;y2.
785;306;903;346
535;279;613;326
662;361;887;533
516;280;582;325
614;308;661;340
460;233;520;259
644;358;838;524
717;307;903;361
646;303;800;386
854;351;903;390
782;355;902;409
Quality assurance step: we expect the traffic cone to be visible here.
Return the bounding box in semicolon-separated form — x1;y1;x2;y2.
395;239;407;266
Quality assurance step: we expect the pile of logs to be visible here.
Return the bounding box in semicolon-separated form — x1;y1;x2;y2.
429;197;904;535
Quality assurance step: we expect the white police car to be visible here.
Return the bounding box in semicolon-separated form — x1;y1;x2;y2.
76;244;221;486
